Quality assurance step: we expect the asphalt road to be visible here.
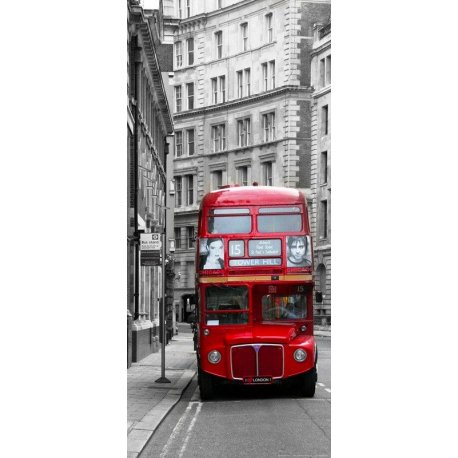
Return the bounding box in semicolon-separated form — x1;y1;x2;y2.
140;331;331;458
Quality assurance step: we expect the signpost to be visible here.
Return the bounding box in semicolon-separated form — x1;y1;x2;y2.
140;233;161;266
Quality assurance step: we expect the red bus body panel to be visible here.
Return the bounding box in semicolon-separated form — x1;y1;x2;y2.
196;186;316;385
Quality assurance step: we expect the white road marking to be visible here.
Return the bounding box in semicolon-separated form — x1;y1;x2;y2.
178;402;203;458
317;383;325;387
325;388;331;393
159;402;195;458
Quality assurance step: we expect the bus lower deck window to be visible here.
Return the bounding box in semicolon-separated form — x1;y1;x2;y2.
262;294;307;320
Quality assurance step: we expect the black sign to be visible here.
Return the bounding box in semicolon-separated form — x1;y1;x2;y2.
141;251;161;266
248;239;281;256
243;376;272;384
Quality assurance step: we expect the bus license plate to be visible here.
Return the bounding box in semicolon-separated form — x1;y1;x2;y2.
243;376;272;384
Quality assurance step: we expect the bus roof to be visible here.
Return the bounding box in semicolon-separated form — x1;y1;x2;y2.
200;186;306;208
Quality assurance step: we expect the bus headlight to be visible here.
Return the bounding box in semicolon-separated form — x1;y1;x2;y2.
208;350;221;364
294;349;307;362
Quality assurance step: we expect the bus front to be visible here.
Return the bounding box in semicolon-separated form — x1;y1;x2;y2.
195;186;317;400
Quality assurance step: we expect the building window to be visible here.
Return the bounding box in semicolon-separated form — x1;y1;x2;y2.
321;151;328;184
187;38;194;66
262;162;273;186
237;166;248;186
187;83;194;110
211;76;225;104
186;175;194;205
211;170;223;190
262;63;268;91
244;68;250;96
178;0;183;18
215;31;222;59
319;55;331;88
218;0;222;8
240;22;248;52
175;176;182;207
262;112;276;142
269;60;275;89
322;105;328;135
175;85;182;112
262;61;275;91
186;0;190;17
211;77;217;104
187;129;195;156
319;58;325;88
237;70;243;98
237;118;251;147
175;41;182;68
175;131;183;157
175;227;182;249
187;226;195;249
266;13;273;42
219;76;225;103
321;200;328;238
211;124;226;152
238;69;250;98
326;55;331;85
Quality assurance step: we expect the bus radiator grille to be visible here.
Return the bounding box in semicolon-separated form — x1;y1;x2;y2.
231;344;284;379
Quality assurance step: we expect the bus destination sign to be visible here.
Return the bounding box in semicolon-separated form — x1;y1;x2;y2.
248;239;281;256
229;258;281;267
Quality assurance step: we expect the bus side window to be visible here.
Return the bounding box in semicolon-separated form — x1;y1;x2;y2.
208;217;216;233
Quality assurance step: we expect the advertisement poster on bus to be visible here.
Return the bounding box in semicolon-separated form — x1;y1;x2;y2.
286;235;312;267
199;238;224;269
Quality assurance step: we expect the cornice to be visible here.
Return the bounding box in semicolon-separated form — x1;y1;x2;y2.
312;40;331;57
173;86;313;121
174;208;199;215
175;0;286;34
312;86;331;99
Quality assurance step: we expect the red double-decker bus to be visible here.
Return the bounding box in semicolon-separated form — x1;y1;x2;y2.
194;185;317;400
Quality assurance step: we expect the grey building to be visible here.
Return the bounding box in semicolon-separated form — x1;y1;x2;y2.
167;0;331;322
128;0;174;363
310;20;331;324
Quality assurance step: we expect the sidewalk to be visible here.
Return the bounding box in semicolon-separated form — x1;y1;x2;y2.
314;325;331;338
127;324;197;458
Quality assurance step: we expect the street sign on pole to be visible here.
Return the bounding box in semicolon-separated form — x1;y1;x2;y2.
140;233;162;266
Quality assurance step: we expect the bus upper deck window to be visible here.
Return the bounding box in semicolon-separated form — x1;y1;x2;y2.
208;208;251;234
257;207;302;233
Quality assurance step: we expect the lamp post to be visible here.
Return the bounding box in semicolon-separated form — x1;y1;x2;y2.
156;206;170;384
156;136;172;384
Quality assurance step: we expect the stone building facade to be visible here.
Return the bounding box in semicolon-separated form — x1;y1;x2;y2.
128;0;174;363
310;20;331;324
166;0;330;322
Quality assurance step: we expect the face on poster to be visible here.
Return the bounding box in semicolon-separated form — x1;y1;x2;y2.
200;238;224;269
286;235;312;267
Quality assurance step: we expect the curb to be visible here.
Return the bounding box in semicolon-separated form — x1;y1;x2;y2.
127;369;196;458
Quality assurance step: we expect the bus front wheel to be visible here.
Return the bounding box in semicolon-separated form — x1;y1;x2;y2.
198;368;215;401
296;367;317;398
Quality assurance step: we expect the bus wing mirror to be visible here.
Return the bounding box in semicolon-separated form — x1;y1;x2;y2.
315;292;323;303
